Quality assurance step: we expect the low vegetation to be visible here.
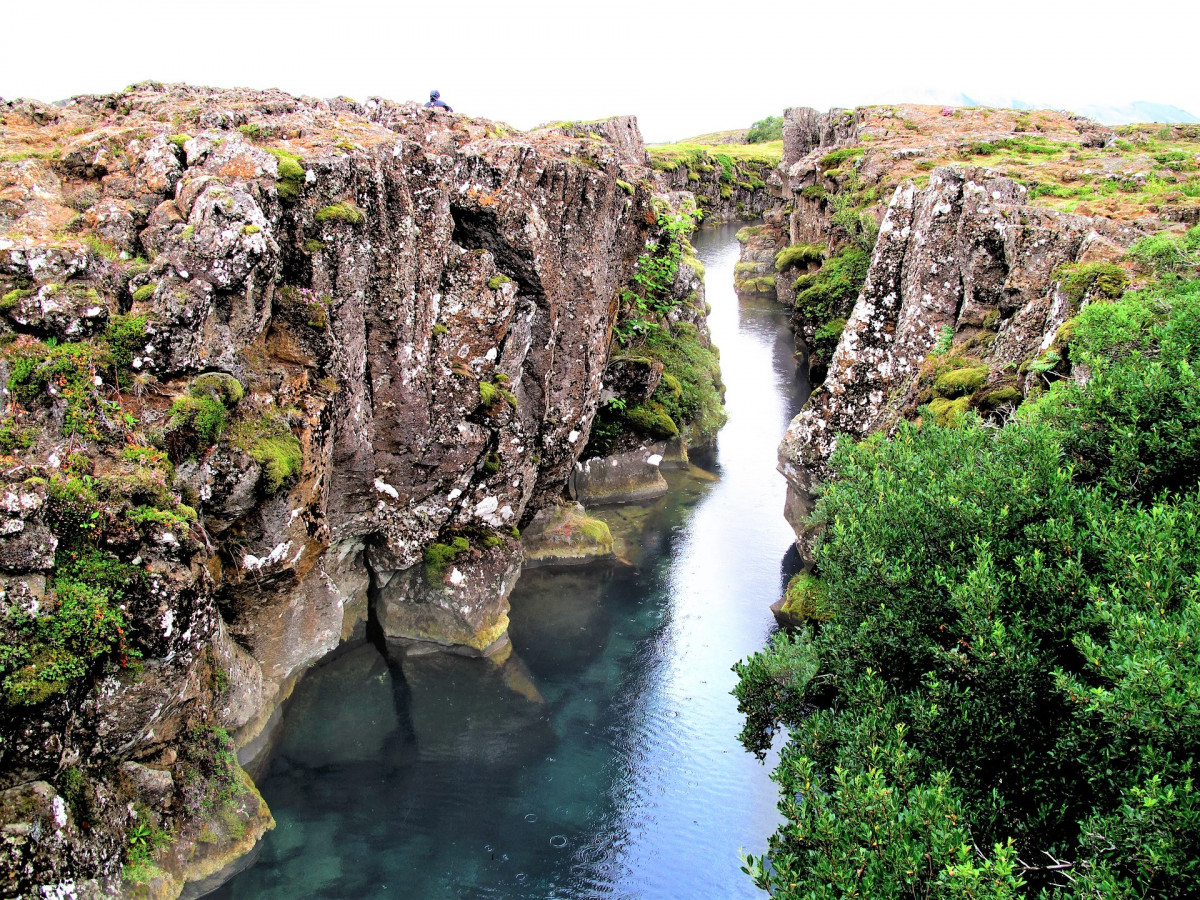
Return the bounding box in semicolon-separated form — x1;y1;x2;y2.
735;269;1200;899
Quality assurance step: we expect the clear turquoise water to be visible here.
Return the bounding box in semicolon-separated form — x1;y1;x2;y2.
213;222;808;899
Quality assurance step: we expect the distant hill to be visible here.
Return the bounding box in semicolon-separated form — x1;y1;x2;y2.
867;90;1199;126
1071;101;1199;126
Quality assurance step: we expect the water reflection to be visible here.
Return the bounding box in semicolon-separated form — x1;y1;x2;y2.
214;222;808;900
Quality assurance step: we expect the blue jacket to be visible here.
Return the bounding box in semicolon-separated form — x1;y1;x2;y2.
425;93;453;112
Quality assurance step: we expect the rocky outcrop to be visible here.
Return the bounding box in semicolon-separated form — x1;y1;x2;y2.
0;82;694;897
519;502;615;566
655;157;775;223
777;165;1141;544
782;107;862;166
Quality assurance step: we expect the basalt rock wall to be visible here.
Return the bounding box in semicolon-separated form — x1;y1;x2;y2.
776;165;1140;546
0;83;666;897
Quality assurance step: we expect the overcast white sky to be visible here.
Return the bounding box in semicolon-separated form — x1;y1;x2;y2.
3;0;1196;143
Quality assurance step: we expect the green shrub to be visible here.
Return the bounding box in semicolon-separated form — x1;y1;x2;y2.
3;340;114;439
0;416;33;454
1127;227;1200;275
103;314;149;384
735;275;1200;899
486;274;511;290
2;544;140;706
746;116;783;143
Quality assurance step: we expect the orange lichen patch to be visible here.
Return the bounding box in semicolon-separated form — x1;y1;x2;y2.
465;188;500;208
219;154;263;179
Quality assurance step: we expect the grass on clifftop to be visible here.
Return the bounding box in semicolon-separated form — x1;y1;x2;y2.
806;105;1200;225
647;140;783;170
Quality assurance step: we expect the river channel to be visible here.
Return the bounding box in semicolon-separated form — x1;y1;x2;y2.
213;222;809;900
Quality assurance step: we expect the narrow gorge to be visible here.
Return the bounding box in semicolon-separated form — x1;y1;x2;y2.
3;81;1199;900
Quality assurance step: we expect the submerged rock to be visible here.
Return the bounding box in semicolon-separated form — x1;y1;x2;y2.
520;502;615;566
568;446;670;504
374;537;522;655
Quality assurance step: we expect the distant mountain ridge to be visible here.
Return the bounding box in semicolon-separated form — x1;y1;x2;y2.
948;92;1197;125
1072;101;1199;126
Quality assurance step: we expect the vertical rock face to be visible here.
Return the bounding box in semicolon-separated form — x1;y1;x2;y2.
776;165;1140;543
0;84;673;895
782;107;862;168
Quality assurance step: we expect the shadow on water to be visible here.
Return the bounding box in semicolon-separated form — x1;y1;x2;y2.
213;221;810;900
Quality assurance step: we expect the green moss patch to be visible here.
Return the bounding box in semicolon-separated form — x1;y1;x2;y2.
933;365;989;398
231;412;302;494
267;148;306;203
1057;261;1129;305
424;535;470;583
927;395;971;426
315;201;364;225
779;573;833;623
164;373;244;462
775;244;826;271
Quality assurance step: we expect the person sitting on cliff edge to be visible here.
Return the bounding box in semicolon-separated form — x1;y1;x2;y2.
425;90;453;112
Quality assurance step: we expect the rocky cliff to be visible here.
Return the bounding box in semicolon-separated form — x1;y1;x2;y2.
0;83;694;898
757;104;1200;548
648;143;778;223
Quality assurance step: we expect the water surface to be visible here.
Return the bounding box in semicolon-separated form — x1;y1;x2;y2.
215;221;808;899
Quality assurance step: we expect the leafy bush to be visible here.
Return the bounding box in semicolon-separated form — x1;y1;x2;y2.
1127;226;1200;275
746;116;783;143
735;274;1200;898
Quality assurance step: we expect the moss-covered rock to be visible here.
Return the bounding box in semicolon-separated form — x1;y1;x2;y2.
773;572;833;627
933;365;989;398
521;503;615;567
927;395;972;426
